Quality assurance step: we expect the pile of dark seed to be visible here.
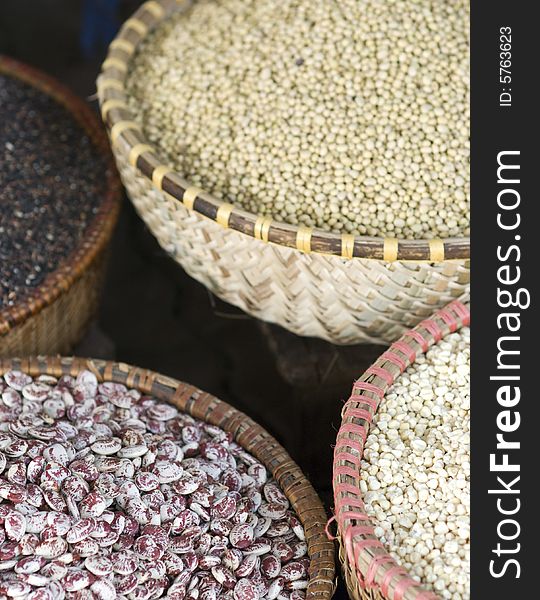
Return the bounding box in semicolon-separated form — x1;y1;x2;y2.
0;73;107;311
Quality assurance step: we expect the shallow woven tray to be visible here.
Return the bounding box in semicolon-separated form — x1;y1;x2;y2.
98;0;470;344
332;300;470;600
0;56;122;357
0;355;336;599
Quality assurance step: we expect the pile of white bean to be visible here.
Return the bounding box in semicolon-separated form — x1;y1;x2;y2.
126;0;470;240
361;328;470;599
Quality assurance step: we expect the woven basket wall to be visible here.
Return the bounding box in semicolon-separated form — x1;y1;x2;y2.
0;356;336;600
0;57;122;358
332;300;470;600
98;0;470;345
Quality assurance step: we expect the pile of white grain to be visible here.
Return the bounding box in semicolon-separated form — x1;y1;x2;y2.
361;328;470;599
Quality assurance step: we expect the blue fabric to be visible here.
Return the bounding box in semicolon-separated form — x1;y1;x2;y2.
81;0;120;59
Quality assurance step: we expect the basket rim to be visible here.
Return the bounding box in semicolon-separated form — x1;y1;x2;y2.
0;55;122;337
0;355;336;598
332;300;470;600
97;0;470;263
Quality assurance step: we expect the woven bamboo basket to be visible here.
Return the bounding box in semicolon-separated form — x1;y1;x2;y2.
0;355;336;599
331;300;470;600
0;56;122;358
97;0;470;345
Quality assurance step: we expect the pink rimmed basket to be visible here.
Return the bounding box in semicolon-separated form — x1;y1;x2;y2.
331;300;470;600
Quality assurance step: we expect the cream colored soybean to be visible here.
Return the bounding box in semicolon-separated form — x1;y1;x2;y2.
126;0;470;240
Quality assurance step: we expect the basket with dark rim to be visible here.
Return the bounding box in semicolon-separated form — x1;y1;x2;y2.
0;355;336;599
0;56;122;357
332;300;470;600
97;0;470;346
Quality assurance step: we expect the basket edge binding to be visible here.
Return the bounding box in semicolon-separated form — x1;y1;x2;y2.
0;356;337;599
0;55;122;338
332;300;470;600
97;0;470;263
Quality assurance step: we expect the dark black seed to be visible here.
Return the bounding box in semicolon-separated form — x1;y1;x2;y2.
0;73;108;309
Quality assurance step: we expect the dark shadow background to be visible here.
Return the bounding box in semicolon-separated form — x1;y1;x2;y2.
1;3;386;596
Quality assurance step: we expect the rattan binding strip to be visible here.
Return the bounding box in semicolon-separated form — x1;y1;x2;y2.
332;301;470;600
0;356;336;599
0;56;122;347
97;0;469;262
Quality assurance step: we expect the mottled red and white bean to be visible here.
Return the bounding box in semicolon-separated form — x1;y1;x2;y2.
0;371;308;599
